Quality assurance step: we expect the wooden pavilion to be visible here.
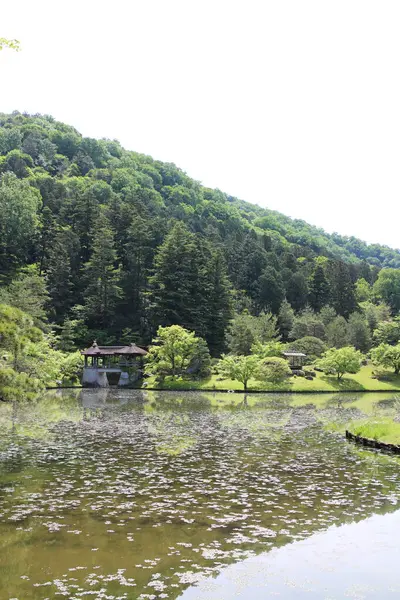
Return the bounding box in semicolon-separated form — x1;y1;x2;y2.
81;341;147;387
282;352;307;370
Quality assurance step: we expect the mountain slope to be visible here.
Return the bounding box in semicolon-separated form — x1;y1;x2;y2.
0;111;399;348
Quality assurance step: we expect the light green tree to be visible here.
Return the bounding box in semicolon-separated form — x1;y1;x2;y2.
355;278;372;303
145;325;210;380
0;173;41;274
288;336;326;360
371;343;400;375
0;265;49;328
326;315;350;348
0;38;20;52
373;269;400;314
316;347;362;380
348;312;371;353
290;308;325;341
226;312;279;355
251;340;285;358
218;354;259;391
373;318;400;346
256;357;291;384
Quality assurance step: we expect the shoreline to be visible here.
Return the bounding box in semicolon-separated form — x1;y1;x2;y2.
346;430;400;454
46;385;400;394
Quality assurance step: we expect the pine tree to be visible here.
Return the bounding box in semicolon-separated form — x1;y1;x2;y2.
46;230;74;322
328;261;357;318
256;267;284;314
82;213;122;328
204;250;233;355
120;213;154;337
150;222;208;335
286;272;309;312
308;265;330;312
278;299;295;341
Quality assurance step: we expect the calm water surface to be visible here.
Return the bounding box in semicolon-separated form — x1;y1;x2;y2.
1;389;400;599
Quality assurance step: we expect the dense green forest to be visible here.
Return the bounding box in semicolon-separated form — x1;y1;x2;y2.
1;111;400;364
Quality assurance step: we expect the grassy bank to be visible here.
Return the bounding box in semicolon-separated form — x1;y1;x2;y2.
346;419;400;445
145;364;400;393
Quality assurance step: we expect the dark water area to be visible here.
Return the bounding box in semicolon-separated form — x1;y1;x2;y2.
0;389;400;599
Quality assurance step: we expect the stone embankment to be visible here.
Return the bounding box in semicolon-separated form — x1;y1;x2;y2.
346;430;400;454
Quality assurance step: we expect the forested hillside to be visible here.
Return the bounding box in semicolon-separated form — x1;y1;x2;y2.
1;111;400;355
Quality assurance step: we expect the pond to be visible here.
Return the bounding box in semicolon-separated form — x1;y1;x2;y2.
1;389;400;599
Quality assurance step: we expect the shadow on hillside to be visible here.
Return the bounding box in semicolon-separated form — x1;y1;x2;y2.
320;376;365;391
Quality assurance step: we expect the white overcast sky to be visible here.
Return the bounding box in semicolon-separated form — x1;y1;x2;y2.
1;1;399;249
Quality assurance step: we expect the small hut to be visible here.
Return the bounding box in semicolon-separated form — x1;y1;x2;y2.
81;341;147;387
282;352;307;370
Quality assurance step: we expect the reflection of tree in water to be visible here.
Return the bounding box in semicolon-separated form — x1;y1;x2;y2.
144;392;213;455
213;394;292;442
2;390;400;600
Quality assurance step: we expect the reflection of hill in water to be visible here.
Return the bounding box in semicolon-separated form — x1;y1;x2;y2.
0;390;400;599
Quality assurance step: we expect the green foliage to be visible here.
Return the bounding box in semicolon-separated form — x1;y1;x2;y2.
0;265;49;328
145;325;210;380
257;267;285;314
0;367;42;402
373;318;400;346
360;301;391;332
288;336;326;360
326;316;350;348
355;278;372;302
371;343;400;375
316;347;362;379
0;304;76;399
308;265;330;312
373;269;400;314
150;222;232;352
59;351;84;383
82;212;122;328
0;111;400;355
255;357;291;384
319;305;337;326
0;172;41;273
347;312;371;353
327;261;357;318
278;299;294;341
290;308;325;341
0;38;20;51
226;312;279;355
286;272;308;312
251;340;286;358
218;354;259;391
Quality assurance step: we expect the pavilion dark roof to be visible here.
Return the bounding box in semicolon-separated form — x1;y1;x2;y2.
81;341;147;356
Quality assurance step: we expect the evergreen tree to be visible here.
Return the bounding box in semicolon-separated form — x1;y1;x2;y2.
120;212;154;337
150;222;210;338
82;213;122;328
348;312;371;352
256;267;284;314
203;250;233;355
326;315;350;348
286;272;309;312
46;229;74;322
328;261;357;318
308;265;330;312
278;299;294;341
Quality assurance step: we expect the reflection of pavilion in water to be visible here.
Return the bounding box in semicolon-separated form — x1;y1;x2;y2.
81;341;147;387
78;388;147;408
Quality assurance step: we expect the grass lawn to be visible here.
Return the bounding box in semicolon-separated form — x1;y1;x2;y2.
346;419;400;445
144;364;400;393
